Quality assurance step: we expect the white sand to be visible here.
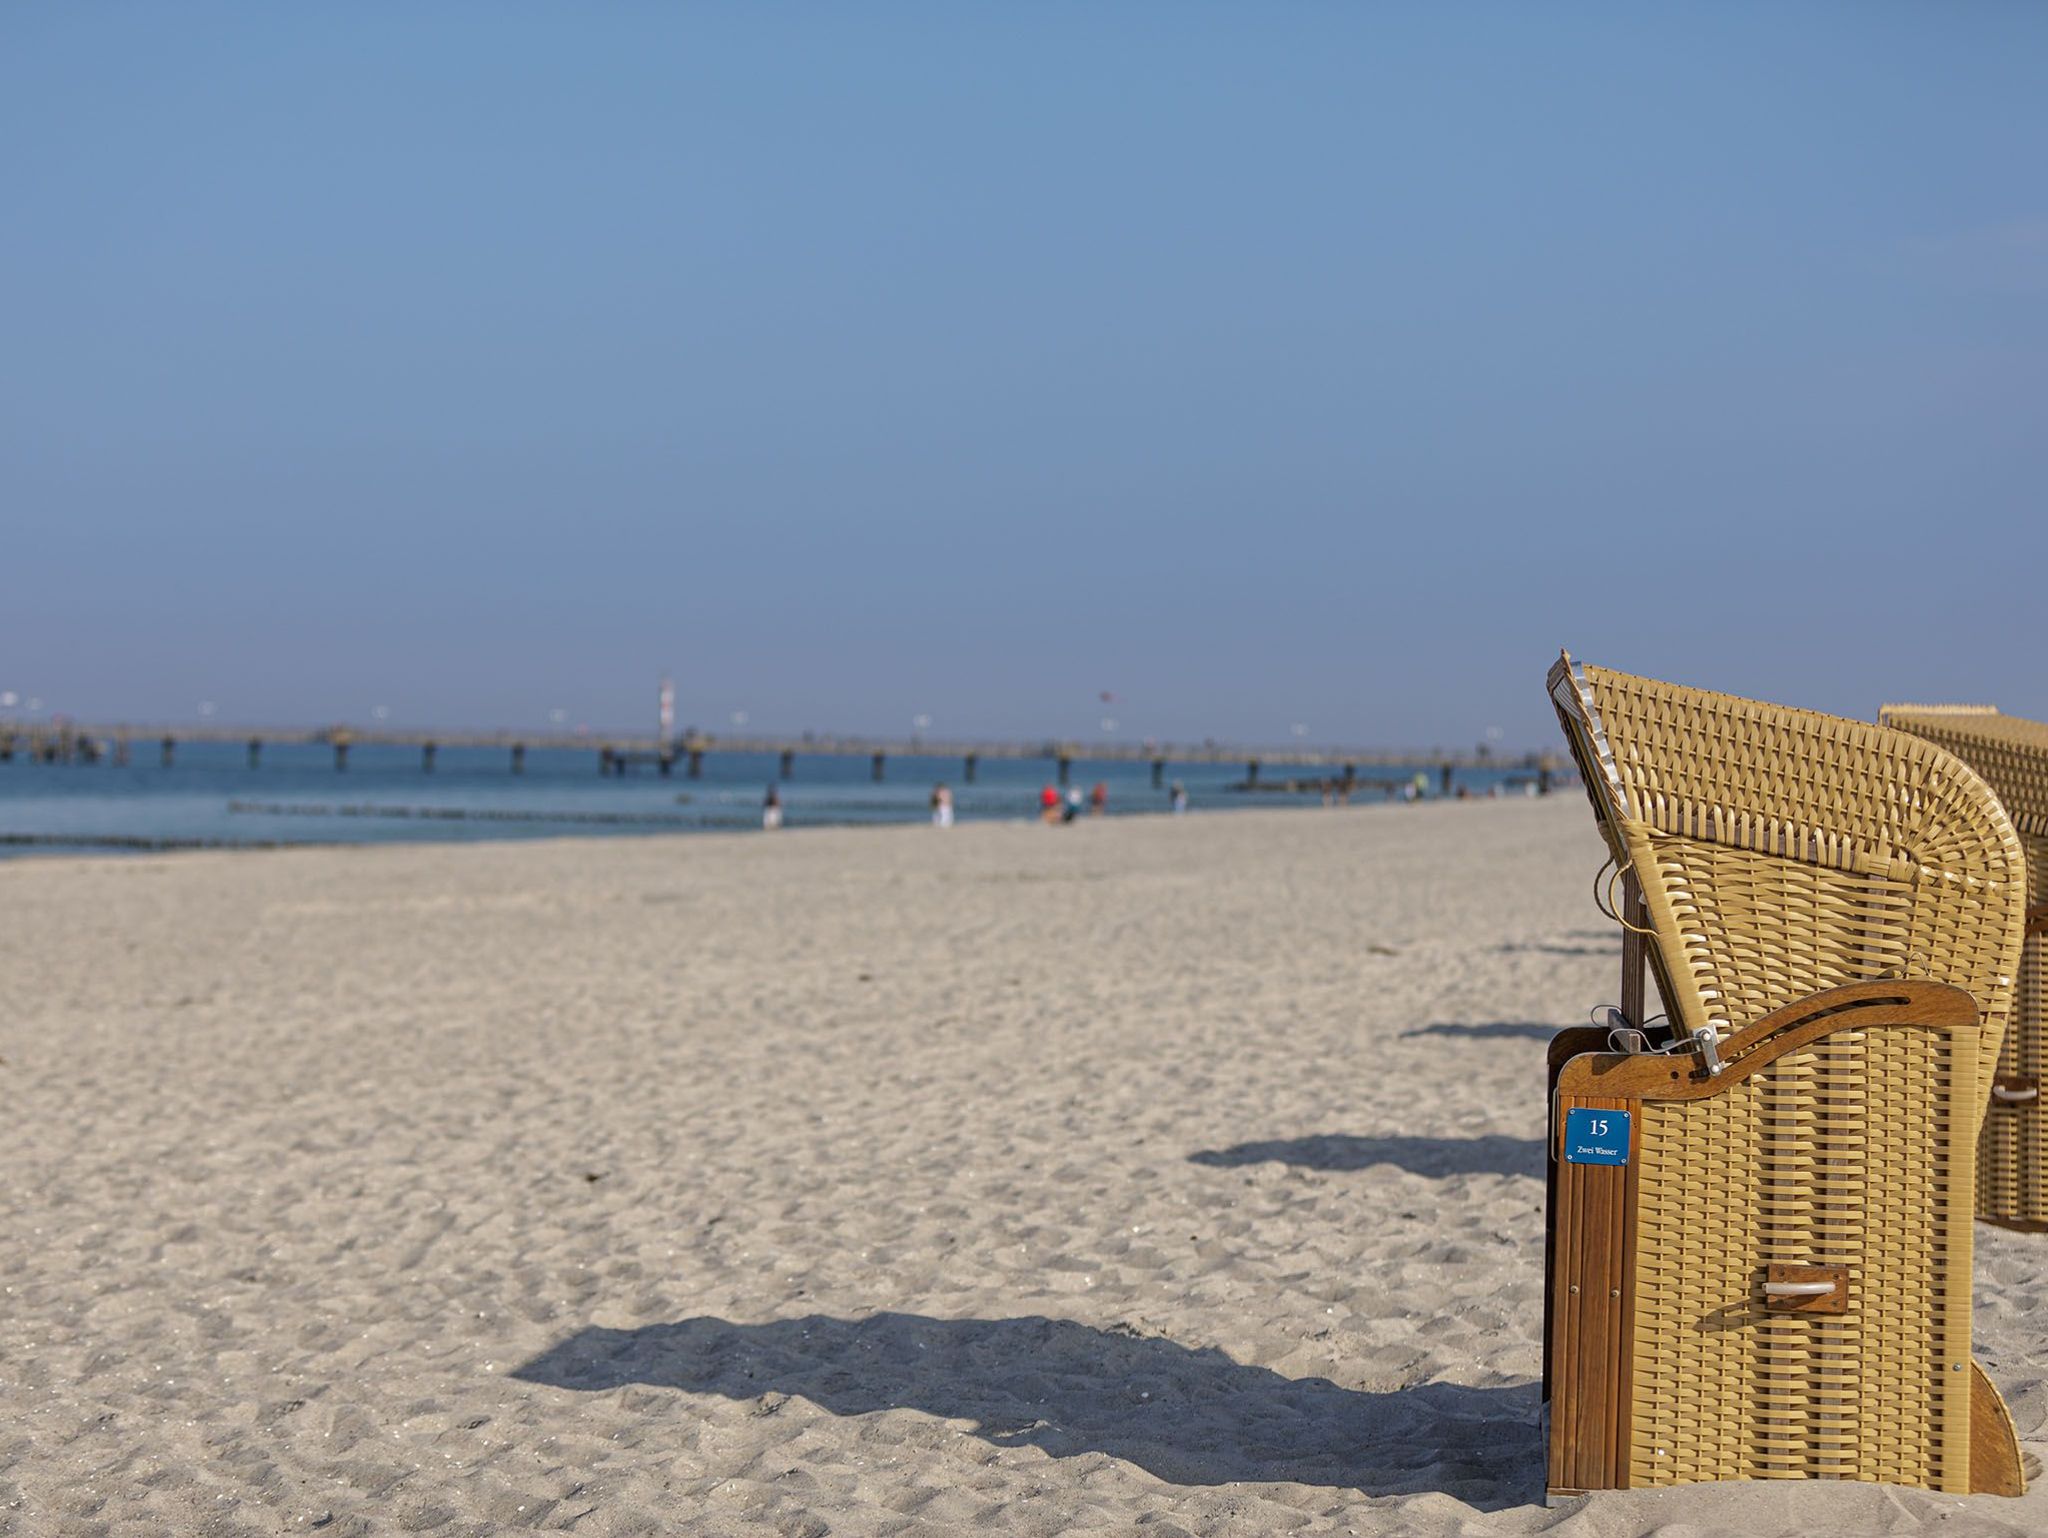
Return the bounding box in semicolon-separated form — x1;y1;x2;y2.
2;801;2043;1536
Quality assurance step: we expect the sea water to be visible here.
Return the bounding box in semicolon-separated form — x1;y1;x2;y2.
0;739;1541;856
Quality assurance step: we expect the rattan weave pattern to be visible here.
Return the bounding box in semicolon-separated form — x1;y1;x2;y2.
1881;706;2048;1223
1557;662;2022;1115
1628;1023;1969;1485
1550;656;2016;1490
1879;708;2048;838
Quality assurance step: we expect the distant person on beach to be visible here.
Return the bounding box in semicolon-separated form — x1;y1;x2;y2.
1063;786;1083;824
930;782;954;828
1170;780;1188;814
762;785;783;830
1040;784;1060;824
1089;781;1107;817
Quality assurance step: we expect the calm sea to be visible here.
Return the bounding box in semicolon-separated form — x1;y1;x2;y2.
0;740;1543;856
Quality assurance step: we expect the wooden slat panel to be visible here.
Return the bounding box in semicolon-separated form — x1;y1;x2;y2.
1549;1091;1637;1494
1621;868;1647;1031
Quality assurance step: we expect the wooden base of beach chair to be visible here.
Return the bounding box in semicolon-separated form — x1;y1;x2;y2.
1543;981;2025;1497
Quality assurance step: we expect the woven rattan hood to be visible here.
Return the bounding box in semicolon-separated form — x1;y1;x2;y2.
1879;705;2048;839
1549;653;2025;1113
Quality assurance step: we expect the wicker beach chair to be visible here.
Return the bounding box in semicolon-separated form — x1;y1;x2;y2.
1541;654;2026;1498
1881;704;2048;1230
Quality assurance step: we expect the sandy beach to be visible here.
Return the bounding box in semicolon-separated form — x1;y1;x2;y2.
3;799;2043;1537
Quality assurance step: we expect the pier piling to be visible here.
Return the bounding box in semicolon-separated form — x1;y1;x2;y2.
6;721;1541;797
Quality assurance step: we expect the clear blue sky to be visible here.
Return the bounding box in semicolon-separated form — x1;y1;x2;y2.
5;4;2044;750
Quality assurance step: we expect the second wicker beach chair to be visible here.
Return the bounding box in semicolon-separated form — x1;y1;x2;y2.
1881;704;2048;1230
1542;654;2026;1498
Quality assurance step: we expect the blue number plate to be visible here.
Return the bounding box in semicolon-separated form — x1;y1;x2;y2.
1563;1107;1631;1166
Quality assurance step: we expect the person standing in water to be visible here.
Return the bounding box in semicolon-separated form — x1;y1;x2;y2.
1170;780;1188;815
930;782;954;828
762;785;784;830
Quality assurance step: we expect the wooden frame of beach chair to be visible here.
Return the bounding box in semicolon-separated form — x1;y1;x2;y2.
1540;654;2026;1498
1881;704;2048;1231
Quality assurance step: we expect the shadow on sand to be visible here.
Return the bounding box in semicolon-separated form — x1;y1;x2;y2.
513;1312;1539;1506
1403;1021;1560;1041
1188;1134;1543;1178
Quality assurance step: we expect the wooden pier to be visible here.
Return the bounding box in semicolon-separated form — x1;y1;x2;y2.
0;720;1562;791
